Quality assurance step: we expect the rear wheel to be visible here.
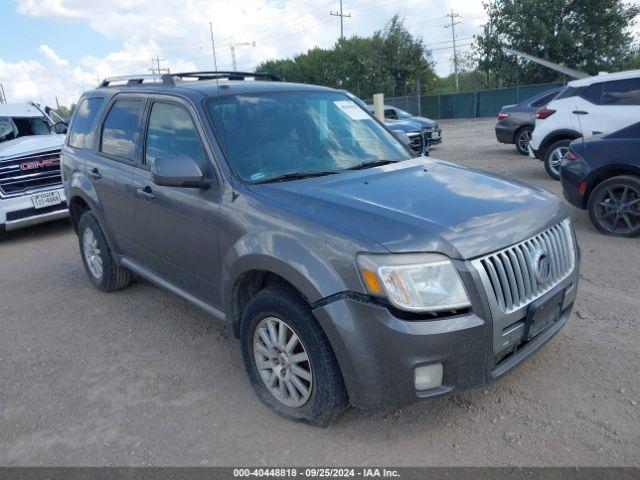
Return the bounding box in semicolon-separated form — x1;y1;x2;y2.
78;212;132;291
515;127;533;155
588;176;640;237
240;286;348;426
544;139;571;180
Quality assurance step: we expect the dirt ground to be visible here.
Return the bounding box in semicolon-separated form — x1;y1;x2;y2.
0;118;638;467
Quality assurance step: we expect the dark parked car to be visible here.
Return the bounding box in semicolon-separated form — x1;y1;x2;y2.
495;87;564;155
62;72;579;426
367;104;442;146
561;122;640;237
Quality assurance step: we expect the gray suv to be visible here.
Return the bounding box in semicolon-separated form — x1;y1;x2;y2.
62;72;580;426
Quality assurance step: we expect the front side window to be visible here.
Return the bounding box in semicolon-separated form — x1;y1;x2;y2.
145;102;207;167
602;78;640;106
206;91;411;183
100;100;143;160
68;97;104;149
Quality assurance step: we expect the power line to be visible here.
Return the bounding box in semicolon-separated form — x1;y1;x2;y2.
330;0;351;39
444;10;462;91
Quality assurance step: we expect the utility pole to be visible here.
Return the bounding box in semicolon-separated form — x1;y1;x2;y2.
209;21;219;71
0;83;6;104
149;56;169;75
444;10;462;92
330;0;351;40
230;41;256;71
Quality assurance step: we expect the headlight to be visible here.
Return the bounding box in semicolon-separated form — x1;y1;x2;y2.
357;253;470;312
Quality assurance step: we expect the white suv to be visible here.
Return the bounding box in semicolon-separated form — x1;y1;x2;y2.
0;102;69;239
529;70;640;179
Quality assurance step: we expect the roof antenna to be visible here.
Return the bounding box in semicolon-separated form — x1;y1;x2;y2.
575;104;587;151
209;21;220;90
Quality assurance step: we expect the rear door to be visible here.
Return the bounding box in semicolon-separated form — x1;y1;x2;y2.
85;95;147;253
129;96;222;306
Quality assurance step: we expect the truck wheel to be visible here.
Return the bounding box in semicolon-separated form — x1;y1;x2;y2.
78;212;131;292
515;126;533;155
240;286;348;426
588;176;640;237
544;139;571;180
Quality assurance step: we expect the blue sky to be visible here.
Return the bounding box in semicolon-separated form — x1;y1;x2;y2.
1;0;638;108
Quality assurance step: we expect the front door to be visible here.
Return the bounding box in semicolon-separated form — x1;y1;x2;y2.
129;98;222;306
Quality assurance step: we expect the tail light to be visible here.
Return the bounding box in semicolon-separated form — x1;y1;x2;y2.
536;108;556;119
498;112;510;121
564;150;580;161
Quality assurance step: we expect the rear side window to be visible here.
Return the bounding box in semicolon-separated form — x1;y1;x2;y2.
580;83;603;104
602;78;640;106
68;97;104;149
100;100;143;160
555;87;581;101
144;102;207;166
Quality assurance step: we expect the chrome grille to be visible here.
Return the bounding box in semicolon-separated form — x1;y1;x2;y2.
0;149;62;197
406;132;423;154
475;219;576;313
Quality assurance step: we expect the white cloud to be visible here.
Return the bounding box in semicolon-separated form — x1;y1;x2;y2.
38;44;69;67
5;0;489;107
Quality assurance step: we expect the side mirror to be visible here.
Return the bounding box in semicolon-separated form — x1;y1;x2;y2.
151;155;211;189
53;122;68;134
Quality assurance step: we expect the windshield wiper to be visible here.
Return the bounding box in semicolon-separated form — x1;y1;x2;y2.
254;171;338;184
345;159;398;171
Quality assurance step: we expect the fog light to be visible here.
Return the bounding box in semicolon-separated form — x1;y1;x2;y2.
414;363;443;391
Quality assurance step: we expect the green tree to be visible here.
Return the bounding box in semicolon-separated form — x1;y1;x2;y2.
476;0;639;87
256;15;436;99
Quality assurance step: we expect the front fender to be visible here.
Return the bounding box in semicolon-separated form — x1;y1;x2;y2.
221;231;349;316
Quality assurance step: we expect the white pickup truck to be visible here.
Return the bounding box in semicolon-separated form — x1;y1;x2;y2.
0;102;69;238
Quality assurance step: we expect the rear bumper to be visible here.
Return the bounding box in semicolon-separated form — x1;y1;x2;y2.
0;187;68;231
495;124;514;144
313;266;578;409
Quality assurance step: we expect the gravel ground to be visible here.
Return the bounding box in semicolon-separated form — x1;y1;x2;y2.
0;117;638;467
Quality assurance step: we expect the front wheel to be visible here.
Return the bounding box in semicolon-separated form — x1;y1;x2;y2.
588;176;640;237
515;127;533;155
240;286;348;426
543;139;571;180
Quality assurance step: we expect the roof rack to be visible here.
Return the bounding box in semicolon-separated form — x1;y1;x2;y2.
98;71;283;88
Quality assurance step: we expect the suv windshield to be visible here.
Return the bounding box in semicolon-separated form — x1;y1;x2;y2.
0;116;52;143
206;91;411;183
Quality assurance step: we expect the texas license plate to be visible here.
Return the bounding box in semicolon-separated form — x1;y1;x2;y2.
31;191;62;209
525;289;565;341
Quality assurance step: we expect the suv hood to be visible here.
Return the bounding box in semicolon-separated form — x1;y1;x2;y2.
0;134;65;159
408;116;438;128
386;119;421;133
252;158;566;259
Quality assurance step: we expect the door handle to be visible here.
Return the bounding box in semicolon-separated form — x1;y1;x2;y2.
89;168;102;179
572;110;589;115
136;186;156;201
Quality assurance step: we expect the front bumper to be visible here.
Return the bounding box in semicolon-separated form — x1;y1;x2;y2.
528;145;540;159
425;128;442;145
0;187;68;232
313;260;579;409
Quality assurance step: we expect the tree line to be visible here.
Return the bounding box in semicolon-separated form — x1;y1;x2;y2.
257;0;640;97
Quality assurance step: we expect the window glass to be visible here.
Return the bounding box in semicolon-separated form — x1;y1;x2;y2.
531;91;560;108
206;91;411;183
145;103;206;166
384;109;398;120
68;97;104;148
580;83;603;104
100;100;143;160
602;78;640;106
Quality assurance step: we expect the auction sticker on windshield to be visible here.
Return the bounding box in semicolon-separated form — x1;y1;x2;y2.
334;100;371;120
31;191;62;209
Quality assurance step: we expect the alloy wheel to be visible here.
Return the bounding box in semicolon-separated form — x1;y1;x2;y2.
547;145;569;176
253;317;313;408
592;184;640;235
517;129;532;153
82;228;103;280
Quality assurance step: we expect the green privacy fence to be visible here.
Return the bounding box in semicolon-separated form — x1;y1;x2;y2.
382;83;565;119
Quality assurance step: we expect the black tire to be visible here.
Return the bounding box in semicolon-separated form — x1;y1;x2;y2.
77;212;131;292
588;175;640;238
543;139;571;180
515;126;533;155
240;286;348;426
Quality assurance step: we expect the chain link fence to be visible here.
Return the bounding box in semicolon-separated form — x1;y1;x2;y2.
378;83;564;119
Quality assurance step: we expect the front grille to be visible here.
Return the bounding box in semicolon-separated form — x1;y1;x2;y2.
407;133;423;154
0;149;62;197
475;219;576;313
